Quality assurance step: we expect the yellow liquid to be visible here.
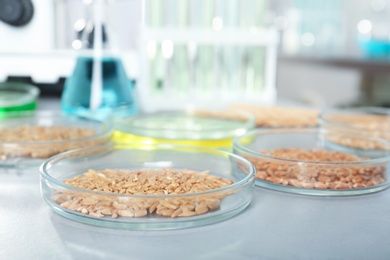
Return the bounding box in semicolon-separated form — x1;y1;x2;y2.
112;131;234;150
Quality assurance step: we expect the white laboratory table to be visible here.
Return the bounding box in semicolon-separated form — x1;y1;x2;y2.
1;97;390;259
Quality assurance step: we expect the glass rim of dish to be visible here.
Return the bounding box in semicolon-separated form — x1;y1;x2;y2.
318;106;390;131
40;143;256;198
110;107;256;140
0;82;40;107
233;127;390;166
0;110;114;146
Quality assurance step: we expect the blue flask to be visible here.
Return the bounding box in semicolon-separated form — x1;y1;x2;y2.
61;0;138;120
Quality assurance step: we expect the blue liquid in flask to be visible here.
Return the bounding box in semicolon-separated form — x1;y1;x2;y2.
61;55;138;120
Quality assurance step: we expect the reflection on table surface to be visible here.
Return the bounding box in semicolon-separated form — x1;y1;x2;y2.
2;165;390;259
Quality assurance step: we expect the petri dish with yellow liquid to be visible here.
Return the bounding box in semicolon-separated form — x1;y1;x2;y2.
111;107;255;150
0;82;40;118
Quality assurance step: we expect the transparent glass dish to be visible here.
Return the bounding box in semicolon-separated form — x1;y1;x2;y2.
319;107;390;149
40;143;255;230
111;107;255;150
233;128;390;196
0;111;113;168
0;82;40;117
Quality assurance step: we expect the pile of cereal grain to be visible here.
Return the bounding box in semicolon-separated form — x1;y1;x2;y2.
229;104;319;127
246;148;386;189
53;168;234;218
0;125;100;158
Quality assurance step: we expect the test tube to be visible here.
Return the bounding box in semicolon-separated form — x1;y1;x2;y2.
252;0;266;99
146;0;165;98
194;0;215;100
171;0;190;100
222;0;239;100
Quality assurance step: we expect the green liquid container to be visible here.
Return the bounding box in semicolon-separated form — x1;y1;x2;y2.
0;82;40;118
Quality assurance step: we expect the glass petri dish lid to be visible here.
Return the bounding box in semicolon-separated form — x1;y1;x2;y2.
0;82;40;117
111;106;255;149
233;128;390;196
40;143;255;230
0;111;113;168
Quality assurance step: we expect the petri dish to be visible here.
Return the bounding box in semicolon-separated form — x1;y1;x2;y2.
111;107;255;150
40;143;255;230
233;128;390;196
0;82;40;117
319;107;390;149
0;111;113;168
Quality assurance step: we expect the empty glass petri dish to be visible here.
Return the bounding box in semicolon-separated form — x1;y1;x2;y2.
0;82;40;117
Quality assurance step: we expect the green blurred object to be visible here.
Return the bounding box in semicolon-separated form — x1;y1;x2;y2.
0;82;40;117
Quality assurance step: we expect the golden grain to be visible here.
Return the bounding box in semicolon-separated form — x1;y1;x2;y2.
53;168;234;218
247;148;386;190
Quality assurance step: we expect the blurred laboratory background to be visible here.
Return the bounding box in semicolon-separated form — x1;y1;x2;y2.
1;0;390;110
